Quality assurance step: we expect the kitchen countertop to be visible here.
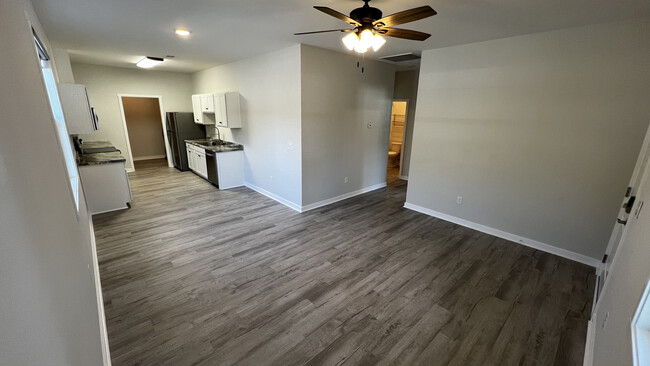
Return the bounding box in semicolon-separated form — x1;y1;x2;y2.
185;139;244;153
77;140;126;166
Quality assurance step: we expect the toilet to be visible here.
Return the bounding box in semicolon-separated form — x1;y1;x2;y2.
388;142;402;167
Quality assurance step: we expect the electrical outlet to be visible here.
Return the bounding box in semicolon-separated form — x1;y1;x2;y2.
344;177;349;183
367;122;374;129
287;142;293;151
269;175;273;182
457;196;463;205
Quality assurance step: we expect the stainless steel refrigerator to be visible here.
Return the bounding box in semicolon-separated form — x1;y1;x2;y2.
166;112;206;171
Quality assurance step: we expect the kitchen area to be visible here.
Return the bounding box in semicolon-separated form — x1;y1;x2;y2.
63;80;245;215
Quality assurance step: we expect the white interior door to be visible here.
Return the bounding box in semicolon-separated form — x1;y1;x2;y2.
594;124;650;310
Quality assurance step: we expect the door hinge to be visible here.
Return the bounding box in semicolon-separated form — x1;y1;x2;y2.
602;254;608;264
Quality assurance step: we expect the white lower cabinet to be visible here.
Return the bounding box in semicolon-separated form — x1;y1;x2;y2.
215;151;244;189
79;162;132;214
186;143;244;189
186;143;207;178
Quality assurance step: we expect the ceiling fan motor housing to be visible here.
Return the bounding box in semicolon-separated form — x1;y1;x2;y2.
350;4;382;28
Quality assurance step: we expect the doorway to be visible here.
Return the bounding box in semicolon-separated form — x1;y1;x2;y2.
387;100;408;184
118;95;172;171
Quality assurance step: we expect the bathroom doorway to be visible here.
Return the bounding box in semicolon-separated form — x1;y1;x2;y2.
387;100;408;184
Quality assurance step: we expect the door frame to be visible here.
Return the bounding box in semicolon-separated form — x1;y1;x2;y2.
390;99;409;179
117;94;173;172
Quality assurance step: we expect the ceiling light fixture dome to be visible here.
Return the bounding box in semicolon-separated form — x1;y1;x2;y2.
175;28;191;37
136;56;164;69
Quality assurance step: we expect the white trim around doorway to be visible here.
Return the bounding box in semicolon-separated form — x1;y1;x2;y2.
117;94;173;172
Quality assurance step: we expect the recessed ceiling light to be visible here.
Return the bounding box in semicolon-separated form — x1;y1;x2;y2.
136;56;164;69
175;28;191;37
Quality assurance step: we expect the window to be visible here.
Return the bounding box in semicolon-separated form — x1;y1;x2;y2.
33;29;80;212
632;279;650;366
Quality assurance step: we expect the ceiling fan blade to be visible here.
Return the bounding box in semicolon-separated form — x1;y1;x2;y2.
373;6;437;27
379;28;431;41
314;6;361;26
294;29;354;35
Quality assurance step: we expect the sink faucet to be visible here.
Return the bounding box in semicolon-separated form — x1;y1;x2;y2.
214;127;221;142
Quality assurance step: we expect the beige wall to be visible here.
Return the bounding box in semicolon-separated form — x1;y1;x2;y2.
300;45;395;207
122;97;166;159
406;19;650;261
71;63;193;170
0;0;105;364
193;45;303;208
393;70;419;178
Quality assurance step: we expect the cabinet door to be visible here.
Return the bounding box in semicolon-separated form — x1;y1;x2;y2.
214;93;228;127
191;95;203;124
224;92;242;128
186;144;194;170
197;150;207;178
201;94;215;113
58;84;96;134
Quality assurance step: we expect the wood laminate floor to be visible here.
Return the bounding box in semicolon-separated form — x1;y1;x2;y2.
93;161;595;366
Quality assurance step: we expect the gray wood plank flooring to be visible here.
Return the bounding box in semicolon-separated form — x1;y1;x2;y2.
93;160;594;366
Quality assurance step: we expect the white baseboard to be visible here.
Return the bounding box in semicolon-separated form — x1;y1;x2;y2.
403;202;600;267
133;155;166;161
399;175;408;181
88;219;112;366
301;182;387;212
244;182;388;213
244;182;302;212
583;320;595;366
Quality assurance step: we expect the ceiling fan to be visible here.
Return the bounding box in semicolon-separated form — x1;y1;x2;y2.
295;0;437;54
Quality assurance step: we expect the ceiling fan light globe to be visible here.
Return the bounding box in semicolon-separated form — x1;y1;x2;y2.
342;32;359;51
358;29;374;50
372;34;386;51
354;43;368;53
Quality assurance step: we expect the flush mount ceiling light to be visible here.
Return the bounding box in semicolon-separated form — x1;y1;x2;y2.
295;0;436;54
175;28;191;37
136;56;164;69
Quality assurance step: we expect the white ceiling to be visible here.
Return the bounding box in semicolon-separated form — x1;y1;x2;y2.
32;0;650;73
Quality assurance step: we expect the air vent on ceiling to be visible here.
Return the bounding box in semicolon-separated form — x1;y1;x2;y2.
380;53;421;63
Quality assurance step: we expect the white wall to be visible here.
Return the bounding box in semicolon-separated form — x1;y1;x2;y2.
393;70;419;178
406;19;650;262
300;45;395;208
193;45;303;208
592;139;650;366
71;63;193;170
0;0;104;364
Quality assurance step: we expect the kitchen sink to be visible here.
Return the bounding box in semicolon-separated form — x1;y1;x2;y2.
196;140;236;147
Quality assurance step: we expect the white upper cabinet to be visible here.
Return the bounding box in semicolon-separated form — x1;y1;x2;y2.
191;92;241;128
191;95;207;124
200;94;214;113
58;83;98;134
213;92;241;129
